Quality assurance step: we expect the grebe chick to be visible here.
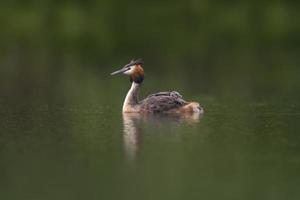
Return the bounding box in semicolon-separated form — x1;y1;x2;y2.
111;59;203;113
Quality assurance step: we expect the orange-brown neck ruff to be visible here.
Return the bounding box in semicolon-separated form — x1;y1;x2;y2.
130;65;144;84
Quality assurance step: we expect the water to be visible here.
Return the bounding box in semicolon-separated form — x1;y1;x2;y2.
0;93;299;200
0;54;300;200
1;0;299;198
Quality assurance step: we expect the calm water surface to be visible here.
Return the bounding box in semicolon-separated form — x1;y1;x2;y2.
1;1;300;198
0;97;299;200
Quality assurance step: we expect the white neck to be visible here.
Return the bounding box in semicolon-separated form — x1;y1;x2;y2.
122;82;140;112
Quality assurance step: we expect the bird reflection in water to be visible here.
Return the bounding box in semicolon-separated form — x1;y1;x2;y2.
122;112;201;161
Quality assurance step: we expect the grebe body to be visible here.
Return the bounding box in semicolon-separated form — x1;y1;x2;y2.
111;59;203;113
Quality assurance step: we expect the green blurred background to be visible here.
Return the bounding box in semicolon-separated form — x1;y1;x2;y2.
1;0;299;104
0;1;300;200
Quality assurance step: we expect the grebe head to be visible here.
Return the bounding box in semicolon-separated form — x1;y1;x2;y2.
111;59;144;84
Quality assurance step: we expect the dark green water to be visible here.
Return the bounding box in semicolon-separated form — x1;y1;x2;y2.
1;0;300;199
0;76;299;200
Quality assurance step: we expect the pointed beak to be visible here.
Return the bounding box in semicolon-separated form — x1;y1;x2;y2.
110;68;127;75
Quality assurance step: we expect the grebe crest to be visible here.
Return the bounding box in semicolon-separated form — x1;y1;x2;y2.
111;59;203;114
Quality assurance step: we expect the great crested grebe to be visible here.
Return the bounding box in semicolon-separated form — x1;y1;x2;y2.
111;59;203;113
